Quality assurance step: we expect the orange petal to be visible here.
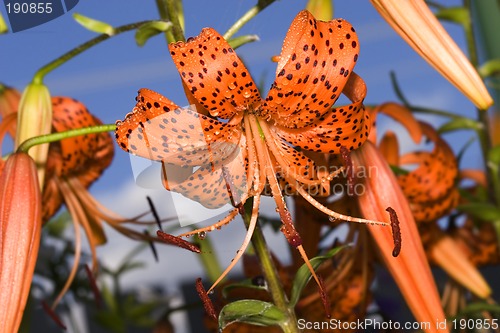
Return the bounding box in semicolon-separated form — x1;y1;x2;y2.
352;141;447;333
169;28;260;119
272;72;370;154
0;153;42;333
378;130;399;165
0;84;20;138
261;10;360;128
116;89;242;165
51;97;107;174
371;102;422;144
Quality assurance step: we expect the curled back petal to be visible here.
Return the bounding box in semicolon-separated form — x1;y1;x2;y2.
272;72;370;154
261;10;360;128
397;122;459;222
169;28;260;119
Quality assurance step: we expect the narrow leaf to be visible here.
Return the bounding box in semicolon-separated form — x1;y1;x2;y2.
222;278;268;298
479;58;500;78
289;245;347;307
438;117;483;133
218;300;286;330
73;13;114;35
456;203;500;221
227;35;260;50
135;21;173;47
435;6;470;27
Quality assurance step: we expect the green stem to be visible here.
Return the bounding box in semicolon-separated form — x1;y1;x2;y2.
464;0;497;204
155;0;176;43
223;0;276;40
241;200;299;333
33;21;154;84
156;0;185;42
16;124;115;153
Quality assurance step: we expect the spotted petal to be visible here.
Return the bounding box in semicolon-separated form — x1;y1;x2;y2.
169;28;261;119
272;72;370;154
397;122;459;222
261;10;360;128
116;89;242;166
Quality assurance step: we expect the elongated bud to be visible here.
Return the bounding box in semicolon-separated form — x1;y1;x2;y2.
15;82;53;187
371;0;493;110
352;142;447;333
430;236;491;298
0;84;21;138
0;153;42;333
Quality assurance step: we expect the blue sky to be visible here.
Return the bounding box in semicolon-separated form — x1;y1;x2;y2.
1;0;479;331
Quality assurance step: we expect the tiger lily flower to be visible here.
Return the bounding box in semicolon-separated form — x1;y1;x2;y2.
0;153;42;333
370;0;493;110
351;141;448;333
116;10;387;296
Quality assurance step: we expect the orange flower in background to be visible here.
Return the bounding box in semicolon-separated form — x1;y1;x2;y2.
116;10;386;295
0;153;41;333
368;103;491;299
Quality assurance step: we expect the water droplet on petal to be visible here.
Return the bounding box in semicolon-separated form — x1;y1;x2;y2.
243;91;252;98
329;216;338;223
198;231;207;240
224;91;232;98
228;83;236;90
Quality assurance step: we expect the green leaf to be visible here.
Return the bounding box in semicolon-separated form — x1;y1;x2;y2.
45;211;72;237
228;35;260;50
435;6;470;27
487;145;500;173
116;261;146;275
218;300;286;330
456;203;500;221
458;302;500;315
135;21;173;47
222;278;268;298
479;58;500;78
73;13;115;35
289;245;347;307
438;117;483;133
390;165;409;176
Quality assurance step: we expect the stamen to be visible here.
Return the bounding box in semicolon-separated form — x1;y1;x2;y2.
144;230;159;262
177;207;239;238
146;196;163;230
156;230;201;253
207;195;261;294
84;264;102;308
318;275;331;318
195;278;217;320
295;185;389;226
386;207;402;257
41;301;67;330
